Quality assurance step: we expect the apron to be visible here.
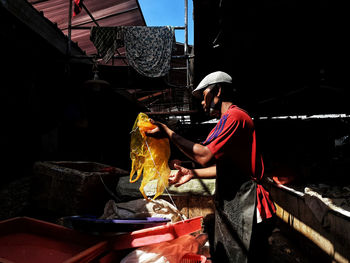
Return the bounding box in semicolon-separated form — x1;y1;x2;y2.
213;166;257;263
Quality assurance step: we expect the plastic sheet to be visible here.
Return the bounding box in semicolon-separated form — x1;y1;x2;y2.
130;112;171;199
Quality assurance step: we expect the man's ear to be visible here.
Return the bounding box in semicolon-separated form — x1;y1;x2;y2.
216;86;222;98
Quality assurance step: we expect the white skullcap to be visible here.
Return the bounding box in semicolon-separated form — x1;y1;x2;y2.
192;71;232;98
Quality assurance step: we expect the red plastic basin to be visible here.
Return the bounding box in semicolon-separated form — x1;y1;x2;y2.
0;217;108;263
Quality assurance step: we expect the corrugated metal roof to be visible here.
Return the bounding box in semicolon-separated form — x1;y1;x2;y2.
28;0;146;59
26;0;193;115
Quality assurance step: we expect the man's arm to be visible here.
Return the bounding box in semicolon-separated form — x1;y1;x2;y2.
146;121;214;167
192;165;217;178
169;164;216;187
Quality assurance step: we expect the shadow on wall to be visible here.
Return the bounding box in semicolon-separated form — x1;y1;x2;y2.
57;81;140;171
256;117;350;185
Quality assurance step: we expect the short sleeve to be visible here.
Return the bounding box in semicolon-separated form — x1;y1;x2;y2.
205;113;241;159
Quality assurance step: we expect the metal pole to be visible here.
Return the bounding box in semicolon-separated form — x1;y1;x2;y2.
67;0;73;56
184;0;189;88
184;0;188;56
81;2;99;27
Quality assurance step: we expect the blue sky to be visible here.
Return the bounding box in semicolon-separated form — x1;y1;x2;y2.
138;0;194;45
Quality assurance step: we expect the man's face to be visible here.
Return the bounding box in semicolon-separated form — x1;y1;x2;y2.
201;85;220;118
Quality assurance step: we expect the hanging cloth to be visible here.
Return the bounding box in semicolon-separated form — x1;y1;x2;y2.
124;26;175;78
90;27;124;63
73;0;84;16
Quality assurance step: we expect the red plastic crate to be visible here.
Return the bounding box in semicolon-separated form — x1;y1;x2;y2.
181;253;207;263
97;251;207;263
110;216;203;250
0;217;108;263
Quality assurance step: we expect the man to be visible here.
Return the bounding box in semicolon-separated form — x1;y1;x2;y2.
147;71;276;263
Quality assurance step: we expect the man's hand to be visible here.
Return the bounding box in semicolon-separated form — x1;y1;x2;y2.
169;163;195;187
145;119;168;138
169;159;182;169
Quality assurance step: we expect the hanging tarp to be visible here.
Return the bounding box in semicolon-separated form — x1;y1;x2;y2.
90;26;175;77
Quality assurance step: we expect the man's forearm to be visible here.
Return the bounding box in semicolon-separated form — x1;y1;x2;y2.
162;125;213;166
193;165;216;178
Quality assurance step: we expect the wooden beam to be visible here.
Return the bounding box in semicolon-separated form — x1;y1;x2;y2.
276;203;349;263
137;89;171;102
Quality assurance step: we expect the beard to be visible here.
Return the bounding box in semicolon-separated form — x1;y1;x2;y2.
209;98;221;118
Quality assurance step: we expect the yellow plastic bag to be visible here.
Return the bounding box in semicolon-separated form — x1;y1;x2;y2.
129;112;171;200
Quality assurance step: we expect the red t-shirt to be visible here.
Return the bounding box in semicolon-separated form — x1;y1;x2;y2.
202;105;276;221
